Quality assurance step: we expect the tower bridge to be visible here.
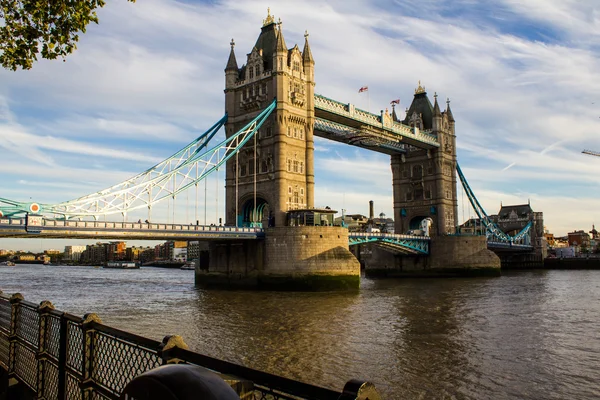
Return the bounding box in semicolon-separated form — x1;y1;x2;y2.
0;10;546;287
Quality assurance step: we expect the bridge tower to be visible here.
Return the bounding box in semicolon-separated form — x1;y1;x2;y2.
391;84;458;236
224;10;315;228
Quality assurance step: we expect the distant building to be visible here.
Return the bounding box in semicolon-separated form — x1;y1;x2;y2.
544;232;555;248
568;230;590;252
334;214;368;231
64;245;86;261
106;241;126;261
458;218;486;236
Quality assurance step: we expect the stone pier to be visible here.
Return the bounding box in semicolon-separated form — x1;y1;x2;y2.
195;226;360;290
363;235;501;277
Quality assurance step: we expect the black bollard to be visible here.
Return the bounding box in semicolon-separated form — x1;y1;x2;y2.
120;364;239;400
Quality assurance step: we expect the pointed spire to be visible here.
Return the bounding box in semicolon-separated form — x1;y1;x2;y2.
391;105;398;122
225;38;238;71
275;18;287;52
302;30;314;64
446;97;455;122
433;92;441;116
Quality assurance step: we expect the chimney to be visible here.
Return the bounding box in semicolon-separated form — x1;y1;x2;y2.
369;200;374;220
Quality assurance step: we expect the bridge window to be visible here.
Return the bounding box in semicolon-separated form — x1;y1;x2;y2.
412;165;423;179
293;61;301;72
293;160;299;173
287;158;292;172
425;189;432;199
261;159;268;173
415;188;423;200
402;168;408;178
406;192;413;201
287;127;292;137
240;164;247;176
249;66;254;79
248;158;255;175
300;162;304;174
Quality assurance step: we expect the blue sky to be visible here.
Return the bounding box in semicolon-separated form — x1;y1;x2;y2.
1;0;600;251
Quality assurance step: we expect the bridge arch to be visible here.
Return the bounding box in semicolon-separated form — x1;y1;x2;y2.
240;196;271;228
408;215;434;233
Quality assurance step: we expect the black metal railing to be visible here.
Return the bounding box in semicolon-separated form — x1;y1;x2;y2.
0;291;379;399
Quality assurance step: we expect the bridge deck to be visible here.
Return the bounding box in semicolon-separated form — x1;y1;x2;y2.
314;94;440;153
0;218;264;240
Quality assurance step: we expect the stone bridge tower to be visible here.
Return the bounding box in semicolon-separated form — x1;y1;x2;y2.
391;83;458;236
224;10;315;228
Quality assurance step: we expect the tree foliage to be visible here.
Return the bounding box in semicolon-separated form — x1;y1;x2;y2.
0;0;135;71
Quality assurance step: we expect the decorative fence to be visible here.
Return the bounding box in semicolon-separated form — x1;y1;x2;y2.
0;291;379;400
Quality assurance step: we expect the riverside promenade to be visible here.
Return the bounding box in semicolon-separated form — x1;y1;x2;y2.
0;291;379;400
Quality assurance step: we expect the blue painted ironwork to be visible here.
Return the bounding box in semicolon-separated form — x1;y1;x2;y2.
0;100;277;220
456;163;532;247
314;93;439;148
348;232;430;254
314;118;408;154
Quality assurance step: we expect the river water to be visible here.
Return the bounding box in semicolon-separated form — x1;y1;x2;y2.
1;264;599;399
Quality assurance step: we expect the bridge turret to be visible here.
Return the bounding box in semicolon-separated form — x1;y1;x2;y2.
432;93;442;131
273;19;288;73
445;98;455;134
225;39;238;89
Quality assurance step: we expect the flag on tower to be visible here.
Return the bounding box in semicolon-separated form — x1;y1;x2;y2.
358;86;368;93
390;99;400;105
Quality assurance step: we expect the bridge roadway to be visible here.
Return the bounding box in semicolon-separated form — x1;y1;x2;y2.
0;217;264;240
0;217;431;253
313;94;440;154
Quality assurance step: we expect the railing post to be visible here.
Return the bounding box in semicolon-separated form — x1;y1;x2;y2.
7;293;23;377
159;335;188;365
80;313;102;400
57;313;67;400
36;300;55;399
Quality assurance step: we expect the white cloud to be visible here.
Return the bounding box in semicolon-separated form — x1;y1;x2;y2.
1;0;600;253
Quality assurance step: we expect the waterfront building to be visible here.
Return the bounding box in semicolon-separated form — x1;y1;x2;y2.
64;245;86;261
107;241;126;261
568;230;591;253
141;247;156;263
187;241;208;262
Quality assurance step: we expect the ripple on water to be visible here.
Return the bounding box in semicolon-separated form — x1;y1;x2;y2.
2;266;600;399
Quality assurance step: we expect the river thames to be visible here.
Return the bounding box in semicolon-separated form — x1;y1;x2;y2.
1;264;599;399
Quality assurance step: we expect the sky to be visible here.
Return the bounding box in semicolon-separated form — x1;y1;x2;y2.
1;0;600;251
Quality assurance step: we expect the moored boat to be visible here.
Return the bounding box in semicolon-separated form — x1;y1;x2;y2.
180;261;196;270
0;261;16;266
104;261;139;269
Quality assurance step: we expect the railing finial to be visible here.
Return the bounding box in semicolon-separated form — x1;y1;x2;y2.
10;292;24;303
82;313;102;325
38;300;55;311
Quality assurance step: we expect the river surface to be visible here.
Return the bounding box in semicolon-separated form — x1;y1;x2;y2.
1;264;599;399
